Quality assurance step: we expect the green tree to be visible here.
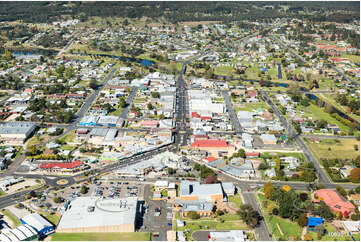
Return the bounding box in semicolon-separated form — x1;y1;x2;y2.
119;97;126;108
80;185;88;194
237;204;260;228
336;185;347;198
298;213;308;227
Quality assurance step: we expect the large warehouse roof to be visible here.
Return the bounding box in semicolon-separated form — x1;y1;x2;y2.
57;197;138;230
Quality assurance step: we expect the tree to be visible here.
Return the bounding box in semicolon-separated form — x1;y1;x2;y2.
258;162;269;170
205;174;218;184
80;185;88;194
187;211;200;220
151;92;160;98
300;193;308;202
272;208;279;215
336;185;347;198
167;167;174;175
232;148;246;158
237;204;260;228
53;197;63;203
275;156;281;172
298;213;308;227
264;182;274;199
147;103;154;110
316;119;328;129
349;168;360;183
119;97;126;108
89;79;97;89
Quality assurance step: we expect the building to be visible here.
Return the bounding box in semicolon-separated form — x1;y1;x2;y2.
208;230;247;242
179;180;225;202
0;122;36;145
315;189;355;215
0;224;38;241
21;213;54;237
0;176;24;190
97;116;119;127
37;161;89;174
57;197;139;232
79;116;99;126
173;199;213;217
190;139;235;157
260;134;277;144
221;182;236;195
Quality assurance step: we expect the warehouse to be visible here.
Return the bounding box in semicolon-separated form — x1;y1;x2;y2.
0;122;36;145
56;197;139;232
21;213;54;237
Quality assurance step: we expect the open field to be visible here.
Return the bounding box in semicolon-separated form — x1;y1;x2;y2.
306;138;360;160
51;232;151;241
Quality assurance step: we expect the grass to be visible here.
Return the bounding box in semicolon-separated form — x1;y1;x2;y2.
51;232;150;241
257;193;302;240
39;211;61;226
308;223;357;241
58;131;76;143
295;103;351;133
339;54;360;64
109;107;123;116
307;138;360;160
26;136;42;149
234;101;270;112
0;189;5;196
228;194;243;208
2;209;22;227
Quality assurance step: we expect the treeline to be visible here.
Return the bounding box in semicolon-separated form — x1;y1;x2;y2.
0;1;359;24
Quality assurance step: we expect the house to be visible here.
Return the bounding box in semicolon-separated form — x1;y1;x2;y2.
21;213;54;237
178;180;225;203
245;152;259;158
315;189;355;215
173;199;213;217
220;161;255;179
79;116;99;126
208;159;226;169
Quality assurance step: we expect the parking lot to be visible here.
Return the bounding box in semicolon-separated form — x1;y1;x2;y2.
90;180;146;200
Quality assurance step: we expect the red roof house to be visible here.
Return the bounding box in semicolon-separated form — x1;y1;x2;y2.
140;120;159;128
316;189;355;215
204;156;217;162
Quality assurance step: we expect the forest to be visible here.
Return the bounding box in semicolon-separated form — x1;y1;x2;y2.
0;1;359;23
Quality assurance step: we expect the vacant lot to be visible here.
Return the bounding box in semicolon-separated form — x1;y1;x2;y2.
51;232;150;241
307;138;360;160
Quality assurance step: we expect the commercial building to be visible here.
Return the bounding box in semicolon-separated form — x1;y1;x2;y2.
179;180;225;202
57;197;139;232
0;122;36;145
37;161;89;174
21;213;54;237
190;139;235;157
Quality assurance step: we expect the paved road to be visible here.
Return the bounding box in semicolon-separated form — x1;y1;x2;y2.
119;86;138;119
260;90;331;184
277;64;282;79
221;90;242;133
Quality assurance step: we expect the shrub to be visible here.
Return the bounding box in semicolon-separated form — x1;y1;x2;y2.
187;211;200;220
272;208;279;215
304;234;313;241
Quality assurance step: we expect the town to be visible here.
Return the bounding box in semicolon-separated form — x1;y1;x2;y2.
0;1;359;242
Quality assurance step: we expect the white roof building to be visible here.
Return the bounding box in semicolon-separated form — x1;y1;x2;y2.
209;230;247;241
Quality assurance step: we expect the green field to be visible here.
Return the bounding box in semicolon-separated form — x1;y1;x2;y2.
109;107;123;116
51;232;151;241
295;103;351;133
228;194;243;208
306;138;360;160
340;54;360;64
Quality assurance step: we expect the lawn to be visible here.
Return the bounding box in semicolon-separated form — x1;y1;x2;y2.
59;131;76;143
257;193;302;240
0;189;5;196
307;138;360;160
38;211;60;226
234;101;270;112
51;232;151;241
214;65;234;76
2;209;22;227
109;107;123;116
295;103;351;133
228;194;243;208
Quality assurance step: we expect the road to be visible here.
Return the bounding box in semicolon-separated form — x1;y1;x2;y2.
301;134;357;140
260;90;331;184
277;64;282;79
221;90;242;133
119;86;138;120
